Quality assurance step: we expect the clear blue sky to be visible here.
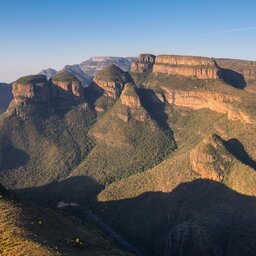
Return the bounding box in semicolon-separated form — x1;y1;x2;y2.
1;0;256;82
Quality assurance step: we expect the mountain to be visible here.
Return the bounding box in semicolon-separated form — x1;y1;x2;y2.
1;53;256;255
39;57;135;87
79;56;135;76
39;68;57;80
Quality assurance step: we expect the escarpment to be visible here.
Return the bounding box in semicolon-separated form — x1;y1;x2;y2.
162;87;252;123
153;55;220;79
130;54;156;73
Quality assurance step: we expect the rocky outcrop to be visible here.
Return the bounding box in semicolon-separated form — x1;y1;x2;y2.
118;83;148;122
153;55;220;79
12;75;51;103
190;134;233;181
6;75;52;119
52;71;84;99
130;54;156;73
120;83;141;108
162;87;252;124
93;65;132;99
6;72;84;119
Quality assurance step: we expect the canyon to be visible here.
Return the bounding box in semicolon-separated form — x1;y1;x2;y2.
1;53;256;256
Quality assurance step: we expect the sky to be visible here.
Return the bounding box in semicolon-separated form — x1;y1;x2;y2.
0;0;256;82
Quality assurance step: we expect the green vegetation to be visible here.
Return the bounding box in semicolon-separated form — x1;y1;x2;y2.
16;75;47;85
0;102;96;189
122;83;137;97
52;71;80;83
94;64;132;83
0;186;131;256
71;97;176;184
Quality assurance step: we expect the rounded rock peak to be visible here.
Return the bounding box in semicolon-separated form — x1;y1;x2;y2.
15;75;48;85
52;71;81;84
94;64;131;83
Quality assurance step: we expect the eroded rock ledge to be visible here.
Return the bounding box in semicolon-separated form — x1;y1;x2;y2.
152;55;220;79
130;54;156;73
7;72;84;119
117;83;148;122
162;87;251;124
190;134;233;181
93;64;131;99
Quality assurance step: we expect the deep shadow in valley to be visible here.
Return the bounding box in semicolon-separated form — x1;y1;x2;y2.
137;88;171;132
13;178;256;256
1;146;30;171
218;69;246;89
224;138;256;170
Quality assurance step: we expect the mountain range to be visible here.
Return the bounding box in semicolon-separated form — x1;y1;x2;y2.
39;56;135;87
1;53;256;256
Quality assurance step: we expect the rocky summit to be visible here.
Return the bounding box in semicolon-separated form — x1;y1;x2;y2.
1;53;256;256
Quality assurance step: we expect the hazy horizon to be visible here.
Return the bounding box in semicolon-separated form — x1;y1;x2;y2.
1;0;256;83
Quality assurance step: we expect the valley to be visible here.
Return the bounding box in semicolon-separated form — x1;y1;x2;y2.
1;53;256;255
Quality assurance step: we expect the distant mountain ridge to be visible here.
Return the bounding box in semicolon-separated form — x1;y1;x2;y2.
39;56;135;86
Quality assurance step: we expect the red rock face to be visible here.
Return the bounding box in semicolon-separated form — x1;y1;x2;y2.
52;81;84;99
153;55;220;79
92;78;123;99
130;54;156;73
7;77;52;119
12;81;51;103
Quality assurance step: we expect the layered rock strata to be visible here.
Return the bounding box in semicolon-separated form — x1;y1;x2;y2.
130;54;156;73
190;134;233;181
162;88;251;124
153;55;220;79
93;65;132;99
52;71;84;99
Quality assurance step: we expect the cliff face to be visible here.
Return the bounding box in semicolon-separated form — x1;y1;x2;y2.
130;54;156;73
118;83;148;122
12;75;51;103
153;55;220;79
52;71;84;99
190;135;233;181
162;87;251;123
93;65;132;99
7;75;52;119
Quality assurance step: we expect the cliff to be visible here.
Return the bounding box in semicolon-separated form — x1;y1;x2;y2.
190;134;233;181
162;87;252;124
52;71;84;99
7;75;52;119
118;83;148;122
130;54;156;73
93;65;132;99
152;55;220;79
